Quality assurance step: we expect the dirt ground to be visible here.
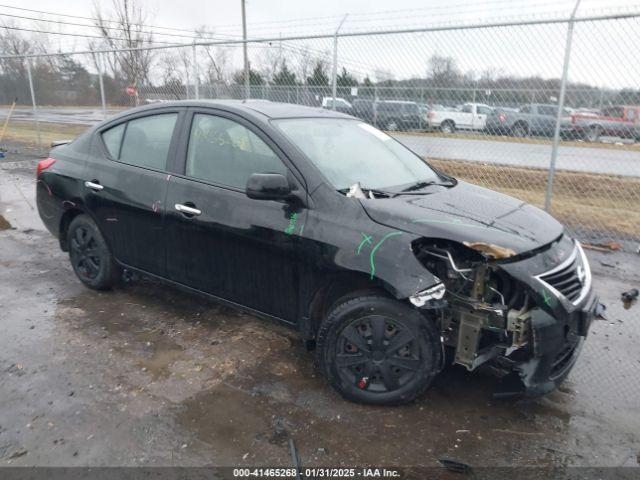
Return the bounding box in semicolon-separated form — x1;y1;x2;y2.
1;149;639;473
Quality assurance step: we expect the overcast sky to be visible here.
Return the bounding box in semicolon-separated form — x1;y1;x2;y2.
2;0;639;89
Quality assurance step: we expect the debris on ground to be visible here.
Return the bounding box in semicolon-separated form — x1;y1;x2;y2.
0;214;11;230
7;447;28;459
582;241;622;252
599;260;617;268
439;458;472;473
622;289;638;309
289;439;301;480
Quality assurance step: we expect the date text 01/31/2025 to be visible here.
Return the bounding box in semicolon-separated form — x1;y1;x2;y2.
232;467;402;478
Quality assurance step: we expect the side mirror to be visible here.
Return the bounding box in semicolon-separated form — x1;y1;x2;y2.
246;173;291;201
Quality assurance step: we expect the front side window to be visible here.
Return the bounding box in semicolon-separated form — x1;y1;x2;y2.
274;118;441;191
117;113;178;170
477;106;493;115
186;114;287;189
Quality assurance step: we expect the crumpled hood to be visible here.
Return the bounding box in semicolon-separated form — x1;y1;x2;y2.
361;181;563;254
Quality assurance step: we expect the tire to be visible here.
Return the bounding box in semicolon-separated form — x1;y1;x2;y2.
385;120;399;131
316;294;442;405
440;121;455;134
512;122;529;138
585;125;602;143
67;214;121;290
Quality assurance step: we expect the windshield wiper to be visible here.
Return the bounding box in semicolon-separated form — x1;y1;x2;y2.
401;180;435;192
401;179;455;192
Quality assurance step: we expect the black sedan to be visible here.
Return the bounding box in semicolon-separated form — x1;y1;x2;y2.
36;100;599;404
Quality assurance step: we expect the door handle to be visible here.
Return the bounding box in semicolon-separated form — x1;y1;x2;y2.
175;203;202;216
84;180;104;191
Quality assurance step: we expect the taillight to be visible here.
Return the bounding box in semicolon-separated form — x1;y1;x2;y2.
498;113;506;123
428;111;435;119
37;157;56;177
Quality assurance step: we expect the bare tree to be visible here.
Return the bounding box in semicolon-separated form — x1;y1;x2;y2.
195;27;230;85
92;0;156;86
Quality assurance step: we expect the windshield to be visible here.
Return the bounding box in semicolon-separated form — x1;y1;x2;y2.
273;118;441;190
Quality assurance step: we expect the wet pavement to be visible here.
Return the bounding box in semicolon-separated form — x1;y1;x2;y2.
1;157;639;469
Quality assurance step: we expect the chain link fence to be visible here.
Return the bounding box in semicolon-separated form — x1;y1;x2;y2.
1;8;639;249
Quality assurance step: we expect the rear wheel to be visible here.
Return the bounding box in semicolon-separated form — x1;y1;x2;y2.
440;121;455;134
585;125;602;143
512;122;529;138
68;214;121;290
317;294;442;405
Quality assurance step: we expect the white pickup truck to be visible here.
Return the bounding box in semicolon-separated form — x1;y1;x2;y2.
426;103;494;133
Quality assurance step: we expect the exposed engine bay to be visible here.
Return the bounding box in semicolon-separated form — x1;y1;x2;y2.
408;236;598;396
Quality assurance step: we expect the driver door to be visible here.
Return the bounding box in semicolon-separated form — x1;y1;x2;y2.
164;110;307;321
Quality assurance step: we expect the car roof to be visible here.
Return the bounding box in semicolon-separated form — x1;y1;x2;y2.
114;99;353;120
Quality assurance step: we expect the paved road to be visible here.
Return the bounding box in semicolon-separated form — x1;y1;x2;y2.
395;133;640;177
2;106;639;177
0;106;123;125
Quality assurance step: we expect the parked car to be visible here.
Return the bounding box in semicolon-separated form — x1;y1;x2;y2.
485;103;572;137
351;98;375;124
376;100;426;131
569;105;640;142
36;100;599;404
350;100;426;131
321;97;353;114
426;103;494;133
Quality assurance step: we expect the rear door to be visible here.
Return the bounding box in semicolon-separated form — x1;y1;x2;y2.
164;109;307;321
84;108;184;275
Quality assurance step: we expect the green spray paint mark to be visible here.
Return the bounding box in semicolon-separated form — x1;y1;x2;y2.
542;289;554;307
369;231;403;280
284;213;299;235
356;233;373;255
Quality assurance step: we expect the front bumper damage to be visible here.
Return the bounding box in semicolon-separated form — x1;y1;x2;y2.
412;236;601;398
492;289;599;398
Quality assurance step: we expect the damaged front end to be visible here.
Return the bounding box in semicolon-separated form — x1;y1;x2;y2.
410;234;599;398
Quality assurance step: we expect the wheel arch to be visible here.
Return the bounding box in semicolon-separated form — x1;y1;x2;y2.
300;271;395;343
58;203;107;253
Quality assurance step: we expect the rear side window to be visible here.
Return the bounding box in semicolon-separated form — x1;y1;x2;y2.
101;123;125;159
112;113;178;170
186;114;287;189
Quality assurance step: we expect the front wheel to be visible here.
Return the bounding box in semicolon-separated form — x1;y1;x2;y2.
68;214;121;290
385;120;399;131
316;294;442;405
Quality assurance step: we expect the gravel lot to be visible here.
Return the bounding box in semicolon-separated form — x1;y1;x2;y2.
1;150;639;472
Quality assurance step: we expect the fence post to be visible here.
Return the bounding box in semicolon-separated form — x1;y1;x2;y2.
192;42;199;100
331;14;349;110
544;0;581;212
25;58;42;152
96;52;107;119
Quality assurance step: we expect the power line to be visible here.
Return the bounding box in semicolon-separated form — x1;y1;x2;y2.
0;3;216;35
0;23;191;46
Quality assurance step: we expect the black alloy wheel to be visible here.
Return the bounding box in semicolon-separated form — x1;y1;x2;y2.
337;315;420;393
70;225;102;280
67;214;120;290
317;294;441;405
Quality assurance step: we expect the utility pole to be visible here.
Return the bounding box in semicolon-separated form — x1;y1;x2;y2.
241;0;250;100
331;14;349;110
544;0;581;211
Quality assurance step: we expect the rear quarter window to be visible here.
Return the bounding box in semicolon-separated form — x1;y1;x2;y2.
101;123;125;159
